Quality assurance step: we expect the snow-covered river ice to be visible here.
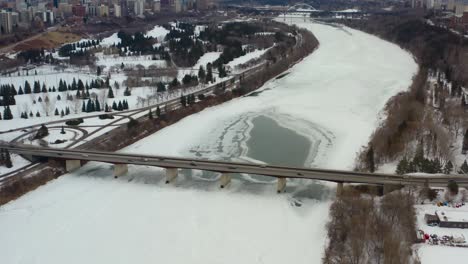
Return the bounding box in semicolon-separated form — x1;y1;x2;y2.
0;20;417;264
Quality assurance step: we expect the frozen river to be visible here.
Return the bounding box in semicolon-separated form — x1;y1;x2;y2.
0;21;417;264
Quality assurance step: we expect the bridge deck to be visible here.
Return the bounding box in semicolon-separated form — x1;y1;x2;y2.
1;143;466;187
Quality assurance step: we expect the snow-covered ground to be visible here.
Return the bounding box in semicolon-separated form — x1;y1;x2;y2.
100;32;121;47
416;189;468;263
193;52;221;69
96;54;168;69
0;20;417;263
0;154;29;175
144;25;169;41
227;48;270;69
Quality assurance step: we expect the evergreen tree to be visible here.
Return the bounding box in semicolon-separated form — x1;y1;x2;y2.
198;65;206;80
59;79;64;91
105;103;110;112
462;130;468;154
443;160;453;174
156;106;161;117
108;87;115;98
54;108;59;116
459;160;468;174
0;149;4;164
24;81;31;94
180;95;187;107
78;79;84;91
97;66;101;76
95;99;101;112
157;82;165;92
33;81;41;93
52;86;56;92
71;78;77;90
60;110;65;117
206;63;213;83
124;87;131;96
66;107;70;115
148;108;153;119
117;101;123;111
29;111;33;117
41;83;47;93
396;157;409;175
18;86;24;95
171;78;179;88
57;94;61;100
4;149;12;168
3;106;13;120
86;99;93;112
112;101;117;110
82;101;86;112
447;180;459;195
36;111;40;117
433;158;442;174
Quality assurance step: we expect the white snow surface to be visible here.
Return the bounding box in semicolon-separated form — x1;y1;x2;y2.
100;33;121;47
418;245;468;264
227;48;269;68
194;52;221;69
0;21;417;264
144;25;169;41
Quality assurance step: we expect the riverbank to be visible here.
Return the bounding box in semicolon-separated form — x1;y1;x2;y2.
0;20;417;263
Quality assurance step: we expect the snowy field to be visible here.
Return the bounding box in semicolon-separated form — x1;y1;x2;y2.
415;189;468;262
0;20;417;263
418;245;468;263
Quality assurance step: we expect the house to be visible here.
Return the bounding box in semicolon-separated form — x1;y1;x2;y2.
436;210;468;228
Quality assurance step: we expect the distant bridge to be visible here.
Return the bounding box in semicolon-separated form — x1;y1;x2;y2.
2;143;466;194
286;3;319;13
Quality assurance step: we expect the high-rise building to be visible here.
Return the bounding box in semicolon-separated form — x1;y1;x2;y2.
114;3;121;17
120;0;128;16
98;4;109;16
160;0;171;11
134;0;144;16
72;4;86;16
0;11;13;35
153;0;160;12
197;0;216;10
44;10;54;24
174;0;183;12
88;4;98;16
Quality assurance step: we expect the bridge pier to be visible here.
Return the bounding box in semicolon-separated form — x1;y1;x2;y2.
277;178;287;193
114;164;128;178
165;168;178;184
219;173;231;188
65;160;81;172
336;182;344;196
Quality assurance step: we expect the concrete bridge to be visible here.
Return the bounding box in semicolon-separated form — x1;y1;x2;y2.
2;143;467;194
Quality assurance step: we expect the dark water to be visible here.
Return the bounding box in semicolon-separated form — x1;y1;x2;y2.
247;115;311;167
